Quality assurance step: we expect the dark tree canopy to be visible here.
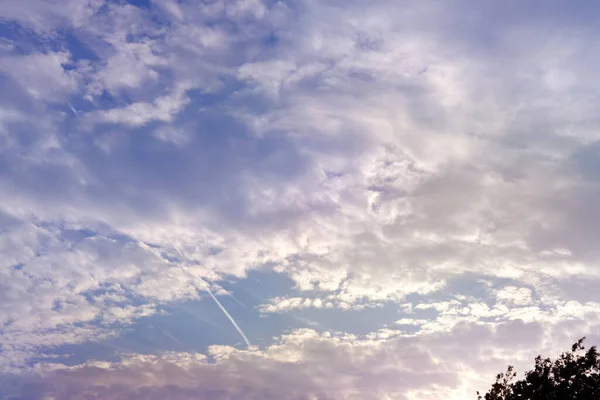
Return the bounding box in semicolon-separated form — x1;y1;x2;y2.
478;337;600;400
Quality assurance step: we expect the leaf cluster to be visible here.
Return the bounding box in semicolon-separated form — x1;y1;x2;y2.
478;338;600;400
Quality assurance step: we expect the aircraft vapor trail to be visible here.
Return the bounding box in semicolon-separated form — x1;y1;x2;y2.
143;242;252;348
204;285;251;347
67;101;80;119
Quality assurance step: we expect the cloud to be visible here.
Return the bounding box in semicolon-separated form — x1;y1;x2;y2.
0;0;103;32
0;323;530;400
1;0;600;398
85;83;191;127
495;286;533;306
6;318;590;400
0;51;78;101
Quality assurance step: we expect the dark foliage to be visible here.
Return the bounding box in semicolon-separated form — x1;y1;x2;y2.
478;337;600;400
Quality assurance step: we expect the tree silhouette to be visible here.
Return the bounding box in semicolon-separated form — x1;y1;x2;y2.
478;337;600;400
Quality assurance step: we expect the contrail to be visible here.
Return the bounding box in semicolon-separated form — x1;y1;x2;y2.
204;284;251;347
67;101;80;119
227;291;249;309
168;244;251;348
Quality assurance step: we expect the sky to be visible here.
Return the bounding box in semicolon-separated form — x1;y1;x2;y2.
1;0;600;399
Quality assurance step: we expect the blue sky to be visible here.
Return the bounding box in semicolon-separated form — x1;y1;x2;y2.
2;0;600;399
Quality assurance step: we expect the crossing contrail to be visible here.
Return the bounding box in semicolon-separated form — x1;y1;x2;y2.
204;284;251;347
